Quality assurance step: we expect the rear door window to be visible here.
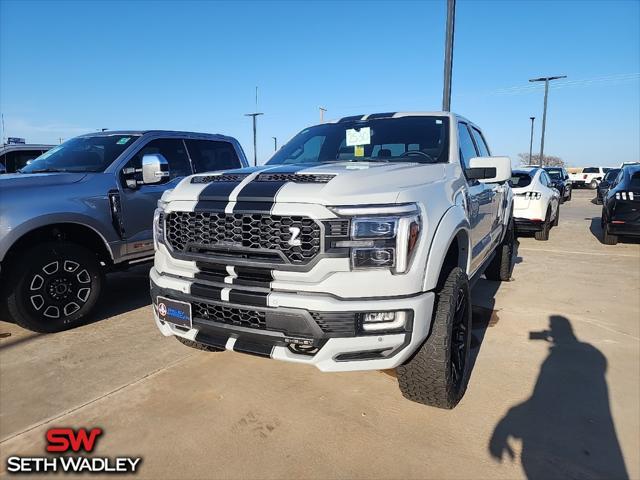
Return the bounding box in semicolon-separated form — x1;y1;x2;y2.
470;128;491;157
185;139;241;173
457;123;479;171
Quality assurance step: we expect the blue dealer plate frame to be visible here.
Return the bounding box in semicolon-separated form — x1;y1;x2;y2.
157;296;192;329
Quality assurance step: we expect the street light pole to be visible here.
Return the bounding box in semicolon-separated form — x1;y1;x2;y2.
442;0;456;111
272;136;277;152
529;116;535;164
319;107;327;122
529;75;566;166
244;112;264;166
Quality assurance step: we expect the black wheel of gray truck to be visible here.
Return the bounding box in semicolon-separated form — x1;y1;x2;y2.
485;218;515;282
175;336;224;352
6;242;103;333
396;267;472;409
567;188;572;201
534;208;551;241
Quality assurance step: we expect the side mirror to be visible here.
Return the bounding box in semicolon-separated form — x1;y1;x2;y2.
142;154;170;184
467;156;511;183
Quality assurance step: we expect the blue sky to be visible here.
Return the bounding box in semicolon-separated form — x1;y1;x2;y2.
1;0;638;167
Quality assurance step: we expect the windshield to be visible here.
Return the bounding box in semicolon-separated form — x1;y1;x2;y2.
267;116;449;165
604;169;620;182
510;172;532;188
20;134;140;173
545;168;563;180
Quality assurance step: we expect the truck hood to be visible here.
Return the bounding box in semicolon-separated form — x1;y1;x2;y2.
0;172;88;189
168;162;446;206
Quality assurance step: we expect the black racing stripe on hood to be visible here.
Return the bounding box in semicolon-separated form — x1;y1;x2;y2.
193;201;227;212
232;201;274;213
233;164;310;207
197;180;246;201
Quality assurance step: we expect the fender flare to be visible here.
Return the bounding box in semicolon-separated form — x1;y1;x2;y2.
422;205;471;292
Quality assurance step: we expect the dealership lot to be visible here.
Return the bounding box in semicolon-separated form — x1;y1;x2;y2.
0;190;638;479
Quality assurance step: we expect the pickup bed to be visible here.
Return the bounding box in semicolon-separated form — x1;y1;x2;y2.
150;112;514;408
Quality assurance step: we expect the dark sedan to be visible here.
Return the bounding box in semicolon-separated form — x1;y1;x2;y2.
601;165;640;245
596;168;620;204
544;166;572;203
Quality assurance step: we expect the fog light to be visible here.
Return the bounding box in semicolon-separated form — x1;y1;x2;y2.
362;311;407;331
352;248;395;269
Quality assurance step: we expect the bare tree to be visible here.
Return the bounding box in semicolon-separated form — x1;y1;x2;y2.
518;153;565;167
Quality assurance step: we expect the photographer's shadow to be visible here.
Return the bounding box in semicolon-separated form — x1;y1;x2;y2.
489;316;628;479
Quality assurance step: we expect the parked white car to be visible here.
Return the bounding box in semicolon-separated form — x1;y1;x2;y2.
511;167;560;241
569;166;608;189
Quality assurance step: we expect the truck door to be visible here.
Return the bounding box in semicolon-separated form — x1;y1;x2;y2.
470;126;503;237
118;138;194;258
458;123;496;273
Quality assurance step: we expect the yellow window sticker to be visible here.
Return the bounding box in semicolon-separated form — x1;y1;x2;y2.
354;145;365;157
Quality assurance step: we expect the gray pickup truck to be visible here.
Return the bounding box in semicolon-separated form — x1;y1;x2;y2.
0;130;247;332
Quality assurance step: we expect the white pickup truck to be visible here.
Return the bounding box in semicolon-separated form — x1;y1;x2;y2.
569;166;608;189
150;112;514;409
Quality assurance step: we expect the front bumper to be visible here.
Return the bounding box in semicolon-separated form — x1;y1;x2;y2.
150;268;434;372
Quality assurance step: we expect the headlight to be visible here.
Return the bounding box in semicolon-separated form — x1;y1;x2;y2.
329;204;421;274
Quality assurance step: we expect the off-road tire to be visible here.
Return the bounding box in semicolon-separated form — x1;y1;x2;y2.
602;225;618;245
534;208;551;241
396;267;472;409
6;242;103;333
485;219;515;282
176;336;224;352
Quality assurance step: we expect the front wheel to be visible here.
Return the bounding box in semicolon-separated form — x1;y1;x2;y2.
567;188;572;201
5;242;104;333
589;179;598;189
396;267;472;409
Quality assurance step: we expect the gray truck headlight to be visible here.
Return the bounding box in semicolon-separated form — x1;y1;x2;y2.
329;204;421;274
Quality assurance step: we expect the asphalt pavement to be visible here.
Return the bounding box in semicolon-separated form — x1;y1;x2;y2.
1;189;638;479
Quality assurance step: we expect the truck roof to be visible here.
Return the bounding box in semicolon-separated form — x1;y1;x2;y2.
75;130;238;141
323;111;472;125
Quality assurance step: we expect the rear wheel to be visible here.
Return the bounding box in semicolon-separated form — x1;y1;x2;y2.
553;205;560;226
534;208;551;241
602;225;618;245
396;267;472;409
6;242;103;333
589;179;598;189
485;218;515;282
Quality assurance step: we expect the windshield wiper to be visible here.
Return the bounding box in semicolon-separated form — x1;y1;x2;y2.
322;157;390;163
23;168;66;174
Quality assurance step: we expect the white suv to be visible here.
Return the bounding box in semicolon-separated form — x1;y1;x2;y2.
150;112;514;409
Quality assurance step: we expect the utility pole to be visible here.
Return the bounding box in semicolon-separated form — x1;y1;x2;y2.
442;0;456;111
245;86;263;166
272;136;277;152
319;107;327;122
529;75;566;166
529;116;535;164
244;113;263;166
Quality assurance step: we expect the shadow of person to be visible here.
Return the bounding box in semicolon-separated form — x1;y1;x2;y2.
489;316;628;479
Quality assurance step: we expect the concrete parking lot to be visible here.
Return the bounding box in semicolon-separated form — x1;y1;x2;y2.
0;189;638;479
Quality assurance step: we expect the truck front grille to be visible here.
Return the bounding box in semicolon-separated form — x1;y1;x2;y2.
192;302;266;329
165;212;322;264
